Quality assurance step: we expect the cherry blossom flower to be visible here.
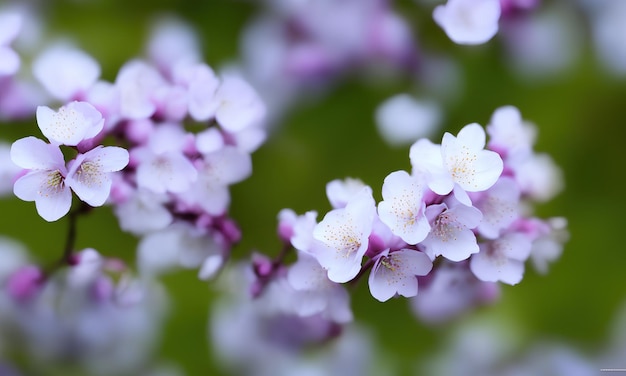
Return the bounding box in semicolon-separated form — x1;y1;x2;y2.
377;170;431;245
11;136;71;221
486;105;536;158
528;217;568;275
311;186;376;283
325;177;367;209
375;94;441;146
433;0;501;45
36;101;104;146
183;146;252;216
421;197;482;262
209;74;266;133
176;62;220;122
0;11;22;76
471;176;520;239
278;209;318;254
32;44;101;102
137;223;223;279
114;189;173;235
409;138;449;191
508;151;563;202
146;15;201;75
411;123;503;198
470;231;533;285
65;145;129;207
441;123;503;193
368;248;432;302
133;124;197;194
114;59;167;120
0;142;22;196
287;251;353;323
411;262;500;324
195;127;224;155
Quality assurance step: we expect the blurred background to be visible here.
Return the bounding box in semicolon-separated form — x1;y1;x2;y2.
0;0;624;375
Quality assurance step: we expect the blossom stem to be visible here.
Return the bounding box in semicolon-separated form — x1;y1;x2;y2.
273;242;293;268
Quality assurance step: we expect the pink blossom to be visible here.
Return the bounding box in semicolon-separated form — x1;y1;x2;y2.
114;59;167;119
375;94;441;146
32;44;101;101
0;11;22;76
325;177;367;209
441;123;503;193
11;136;71;221
411;263;500;324
133;124;197;194
65;145;129;207
287;251;353;323
472;176;520;239
311;186;376;283
433;0;501;45
421;197;482;262
114;189;173;235
210;74;266;133
36;101;104;146
377;170;431;245
470;231;533;285
368;248;432;302
183;146;252;215
486;105;536;158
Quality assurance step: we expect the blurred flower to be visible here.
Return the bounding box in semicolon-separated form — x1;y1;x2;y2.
375;94;442;147
433;0;501;45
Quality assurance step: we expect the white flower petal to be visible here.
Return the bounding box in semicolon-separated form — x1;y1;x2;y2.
11;137;64;170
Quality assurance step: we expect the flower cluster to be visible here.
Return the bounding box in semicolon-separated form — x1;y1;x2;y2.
10;101;129;221
239;0;418;124
0;1;580;374
0;243;167;375
251;105;566;327
210;263;381;376
7;17;267;280
0;7;47;120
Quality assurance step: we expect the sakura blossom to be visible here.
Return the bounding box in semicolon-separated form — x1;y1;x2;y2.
471;176;520;239
440;123;503;193
278;209;318;254
528;217;568;275
0;2;576;374
486;105;536;157
209;74;267;133
325;177;367;209
132;124;198;194
287;251;353;323
470;231;533;285
377;170;431;245
114;189;173;235
136;222;223;278
0;11;22;76
11;137;71;221
183;146;252;216
36;101;104;146
65;145;129;207
368;248;432;302
409;122;503;208
311;186;376;283
375;94;441;146
433;0;502;45
10;98;130;222
114;60;166;120
32;44;101;102
421;197;482;262
411;262;500;324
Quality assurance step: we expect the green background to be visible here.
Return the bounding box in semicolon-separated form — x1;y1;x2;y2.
0;0;624;374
